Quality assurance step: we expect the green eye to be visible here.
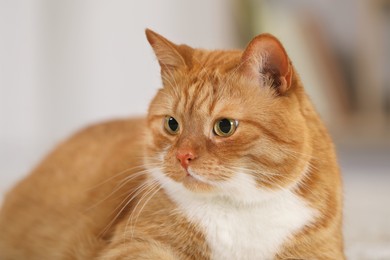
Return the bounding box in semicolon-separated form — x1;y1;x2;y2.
164;116;179;134
214;118;237;137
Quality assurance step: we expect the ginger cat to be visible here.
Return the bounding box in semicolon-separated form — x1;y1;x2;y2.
0;29;344;259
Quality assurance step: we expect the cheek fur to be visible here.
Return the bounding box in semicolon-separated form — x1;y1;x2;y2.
238;133;310;190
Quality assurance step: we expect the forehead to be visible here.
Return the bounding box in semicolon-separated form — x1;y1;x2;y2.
149;49;274;122
165;70;244;119
167;50;243;114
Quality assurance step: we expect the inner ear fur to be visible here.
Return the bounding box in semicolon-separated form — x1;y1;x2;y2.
240;33;293;95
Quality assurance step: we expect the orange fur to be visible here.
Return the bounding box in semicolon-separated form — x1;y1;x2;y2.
0;29;344;259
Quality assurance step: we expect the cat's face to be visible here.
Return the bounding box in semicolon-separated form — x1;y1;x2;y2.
144;30;311;203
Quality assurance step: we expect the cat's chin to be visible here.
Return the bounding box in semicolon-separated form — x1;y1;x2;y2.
171;168;215;192
149;167;216;194
181;173;215;193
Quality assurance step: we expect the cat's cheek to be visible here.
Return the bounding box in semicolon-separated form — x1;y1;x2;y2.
146;133;175;161
163;169;184;183
157;149;184;180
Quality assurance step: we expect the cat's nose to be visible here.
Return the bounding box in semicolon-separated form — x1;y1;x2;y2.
176;150;196;170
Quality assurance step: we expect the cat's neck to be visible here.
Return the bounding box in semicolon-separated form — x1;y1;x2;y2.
149;168;317;260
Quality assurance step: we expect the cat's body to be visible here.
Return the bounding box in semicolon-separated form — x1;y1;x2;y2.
0;30;344;259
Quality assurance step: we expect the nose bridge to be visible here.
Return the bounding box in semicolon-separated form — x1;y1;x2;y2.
179;116;203;145
176;121;204;153
174;118;206;170
175;132;202;170
176;133;199;152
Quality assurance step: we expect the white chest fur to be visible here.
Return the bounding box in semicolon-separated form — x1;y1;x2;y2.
151;171;316;260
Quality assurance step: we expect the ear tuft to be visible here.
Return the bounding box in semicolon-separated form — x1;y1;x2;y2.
145;29;187;71
240;34;292;95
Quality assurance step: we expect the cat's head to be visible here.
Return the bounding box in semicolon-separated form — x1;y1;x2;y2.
144;29;311;204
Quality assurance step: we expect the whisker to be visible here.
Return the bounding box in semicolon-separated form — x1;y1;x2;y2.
85;165;145;191
123;181;160;242
98;178;159;238
85;170;148;212
130;185;161;236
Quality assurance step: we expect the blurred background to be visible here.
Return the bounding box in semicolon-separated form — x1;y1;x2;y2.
0;0;389;258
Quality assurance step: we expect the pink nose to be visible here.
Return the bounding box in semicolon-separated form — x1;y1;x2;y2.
176;151;196;170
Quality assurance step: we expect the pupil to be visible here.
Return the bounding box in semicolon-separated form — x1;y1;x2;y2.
219;119;232;133
168;117;178;131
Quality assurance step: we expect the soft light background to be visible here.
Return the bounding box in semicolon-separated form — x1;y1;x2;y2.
0;0;389;259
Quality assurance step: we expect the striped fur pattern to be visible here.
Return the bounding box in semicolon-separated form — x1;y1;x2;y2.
0;29;344;259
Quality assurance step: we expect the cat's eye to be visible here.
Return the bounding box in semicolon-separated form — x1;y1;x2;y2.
213;118;238;137
164;116;180;135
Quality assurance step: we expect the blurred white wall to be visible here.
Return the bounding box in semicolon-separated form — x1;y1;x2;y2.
0;0;237;194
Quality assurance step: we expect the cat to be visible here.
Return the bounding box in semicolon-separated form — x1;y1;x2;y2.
0;29;344;259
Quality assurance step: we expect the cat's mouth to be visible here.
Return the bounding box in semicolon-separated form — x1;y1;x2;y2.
186;169;207;182
179;168;215;192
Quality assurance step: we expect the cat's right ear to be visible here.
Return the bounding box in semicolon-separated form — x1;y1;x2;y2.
239;34;293;95
145;29;189;73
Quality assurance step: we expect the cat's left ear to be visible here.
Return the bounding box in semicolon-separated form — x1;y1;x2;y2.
240;34;293;95
145;29;191;73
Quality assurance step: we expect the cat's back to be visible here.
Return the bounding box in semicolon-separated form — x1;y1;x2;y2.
0;118;147;259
